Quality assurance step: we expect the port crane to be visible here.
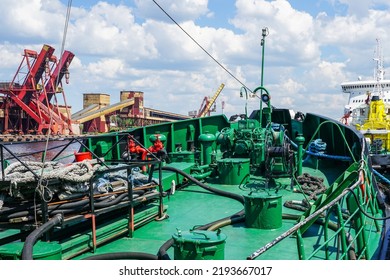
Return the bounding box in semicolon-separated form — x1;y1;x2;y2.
0;45;74;135
196;83;225;118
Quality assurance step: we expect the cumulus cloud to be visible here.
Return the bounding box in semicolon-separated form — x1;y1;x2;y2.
67;2;158;60
0;0;65;42
232;0;320;64
0;0;389;121
332;0;390;18
135;0;209;22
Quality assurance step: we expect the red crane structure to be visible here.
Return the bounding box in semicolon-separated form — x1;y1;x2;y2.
0;44;74;135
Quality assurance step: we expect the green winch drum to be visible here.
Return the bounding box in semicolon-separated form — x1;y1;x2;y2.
172;229;227;260
0;241;62;260
244;192;282;229
217;158;250;185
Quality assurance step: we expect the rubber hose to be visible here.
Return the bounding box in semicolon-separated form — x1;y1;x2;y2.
21;213;63;260
161;166;244;204
201;210;244;230
157;166;245;260
157;238;174;260
207;215;245;231
158;211;245;260
0;190;144;219
4;191;152;220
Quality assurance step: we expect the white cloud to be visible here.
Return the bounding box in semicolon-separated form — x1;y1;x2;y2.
135;0;209;22
67;2;158;59
308;61;347;88
232;0;320;64
0;0;65;41
86;58;125;79
1;0;390;122
332;0;390;17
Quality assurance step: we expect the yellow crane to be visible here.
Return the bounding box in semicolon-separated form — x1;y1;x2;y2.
197;83;225;117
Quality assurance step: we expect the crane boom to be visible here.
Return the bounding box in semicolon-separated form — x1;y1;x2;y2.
197;83;225;117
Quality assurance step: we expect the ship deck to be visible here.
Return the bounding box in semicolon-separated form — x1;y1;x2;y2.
69;164;384;261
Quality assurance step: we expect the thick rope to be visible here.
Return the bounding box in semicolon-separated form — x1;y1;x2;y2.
4;161;94;184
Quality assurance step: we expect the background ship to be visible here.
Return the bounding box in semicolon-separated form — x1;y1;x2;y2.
341;39;390;126
341;40;390;168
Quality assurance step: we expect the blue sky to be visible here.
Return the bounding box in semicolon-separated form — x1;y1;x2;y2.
1;0;390;120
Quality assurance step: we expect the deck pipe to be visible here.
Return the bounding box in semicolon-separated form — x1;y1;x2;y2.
21;213;63;260
191;170;212;180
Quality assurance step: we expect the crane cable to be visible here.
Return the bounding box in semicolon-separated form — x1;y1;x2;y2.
34;0;73;226
152;0;253;93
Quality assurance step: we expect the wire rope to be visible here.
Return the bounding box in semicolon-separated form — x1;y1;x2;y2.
152;0;252;93
34;0;73;225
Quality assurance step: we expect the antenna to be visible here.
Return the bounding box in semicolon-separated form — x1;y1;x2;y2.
374;38;384;81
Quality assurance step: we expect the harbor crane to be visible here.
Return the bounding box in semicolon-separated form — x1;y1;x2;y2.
195;83;225;118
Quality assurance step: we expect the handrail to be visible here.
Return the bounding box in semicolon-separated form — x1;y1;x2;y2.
248;140;383;260
247;171;362;260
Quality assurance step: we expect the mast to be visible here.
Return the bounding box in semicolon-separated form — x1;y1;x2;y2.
259;27;269;125
373;38;385;98
374;38;384;81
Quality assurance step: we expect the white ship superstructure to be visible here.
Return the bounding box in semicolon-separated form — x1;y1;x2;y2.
341;39;390;125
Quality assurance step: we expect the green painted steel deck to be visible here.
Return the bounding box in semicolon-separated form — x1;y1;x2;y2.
69;166;384;260
0;108;388;261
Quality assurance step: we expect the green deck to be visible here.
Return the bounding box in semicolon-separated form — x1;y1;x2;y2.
70;165;384;260
0;109;387;261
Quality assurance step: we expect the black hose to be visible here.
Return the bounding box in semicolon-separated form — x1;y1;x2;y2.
158;166;357;260
94;192;129;208
82;252;158;260
161;166;244;204
21;213;63;260
157;166;245;260
158;238;175;260
0;191;147;221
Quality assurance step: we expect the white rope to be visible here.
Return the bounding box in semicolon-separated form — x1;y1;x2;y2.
4;161;94;184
